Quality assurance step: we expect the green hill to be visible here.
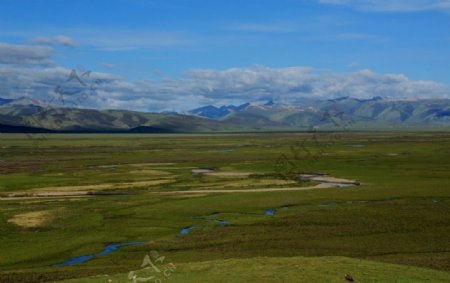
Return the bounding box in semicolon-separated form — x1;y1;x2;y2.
60;256;450;283
1;97;449;132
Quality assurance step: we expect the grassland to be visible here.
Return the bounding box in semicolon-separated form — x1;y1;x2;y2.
0;132;449;282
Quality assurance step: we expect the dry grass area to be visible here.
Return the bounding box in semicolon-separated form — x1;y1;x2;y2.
191;169;215;174
30;179;175;193
0;179;178;199
129;169;171;175
128;162;176;167
204;172;253;178
191;168;255;178
386;153;400;156
173;178;297;190
167;193;209;198
20;198;87;204
154;184;330;194
310;176;358;184
7;210;53;228
206;178;298;189
300;174;359;185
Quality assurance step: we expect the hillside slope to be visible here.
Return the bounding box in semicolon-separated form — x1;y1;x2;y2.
59;256;450;283
1;96;449;132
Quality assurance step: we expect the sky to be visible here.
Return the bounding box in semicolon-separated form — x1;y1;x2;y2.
0;0;449;112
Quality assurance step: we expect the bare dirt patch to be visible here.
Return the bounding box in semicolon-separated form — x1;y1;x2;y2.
154;183;343;194
300;174;359;185
386;153;399;157
0;179;176;200
191;168;216;174
30;179;175;193
8;210;52;228
197;179;298;189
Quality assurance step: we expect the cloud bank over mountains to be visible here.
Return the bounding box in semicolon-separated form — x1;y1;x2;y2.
0;42;448;112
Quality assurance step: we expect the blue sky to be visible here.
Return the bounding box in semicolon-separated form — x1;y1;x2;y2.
0;0;449;111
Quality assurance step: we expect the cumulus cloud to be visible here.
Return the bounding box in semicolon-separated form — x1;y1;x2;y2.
0;43;53;65
0;64;179;111
181;66;315;100
174;66;449;102
319;0;450;12
0;65;448;112
0;65;116;101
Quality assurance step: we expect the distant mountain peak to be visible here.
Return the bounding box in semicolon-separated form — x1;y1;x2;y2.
0;96;46;107
328;96;350;102
327;96;384;103
188;103;250;119
1;97;449;132
0;97;14;106
265;99;275;106
355;96;384;103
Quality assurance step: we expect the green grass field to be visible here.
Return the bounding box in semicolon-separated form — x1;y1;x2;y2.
0;132;449;282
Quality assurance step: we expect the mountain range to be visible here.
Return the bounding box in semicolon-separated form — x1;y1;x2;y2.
188;96;450;128
1;96;449;133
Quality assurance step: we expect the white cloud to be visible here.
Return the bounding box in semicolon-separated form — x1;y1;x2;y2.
0;43;53;65
178;66;448;102
319;0;450;12
55;35;76;47
0;65;448;112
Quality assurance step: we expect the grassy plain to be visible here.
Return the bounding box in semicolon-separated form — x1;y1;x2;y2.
0;132;449;282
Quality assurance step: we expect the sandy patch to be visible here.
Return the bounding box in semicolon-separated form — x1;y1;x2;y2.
1;178;176;199
30;179;175;193
310;176;358;184
203;179;298;189
153;184;333;194
8;210;52;228
300;174;359;185
1;179;177;199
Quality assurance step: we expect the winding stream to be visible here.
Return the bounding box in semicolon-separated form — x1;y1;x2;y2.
54;242;145;267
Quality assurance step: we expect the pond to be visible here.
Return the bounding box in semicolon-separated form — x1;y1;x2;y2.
265;208;275;216
178;225;196;236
